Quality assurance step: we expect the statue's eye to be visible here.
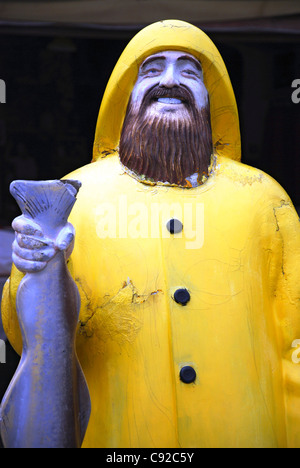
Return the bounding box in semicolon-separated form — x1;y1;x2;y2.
182;69;197;76
146;68;161;75
140;64;163;77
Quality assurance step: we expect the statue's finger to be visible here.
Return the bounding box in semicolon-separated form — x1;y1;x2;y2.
56;223;75;251
12;216;43;237
16;233;55;250
12;252;47;274
13;240;56;262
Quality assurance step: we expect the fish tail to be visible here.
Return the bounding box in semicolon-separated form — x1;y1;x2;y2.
10;179;81;227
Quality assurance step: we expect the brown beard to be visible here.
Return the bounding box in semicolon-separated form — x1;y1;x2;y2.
119;85;213;186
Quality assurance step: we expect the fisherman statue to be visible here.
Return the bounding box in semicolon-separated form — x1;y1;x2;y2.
1;20;300;448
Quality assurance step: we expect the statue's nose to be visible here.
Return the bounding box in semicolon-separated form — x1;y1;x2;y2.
159;65;180;88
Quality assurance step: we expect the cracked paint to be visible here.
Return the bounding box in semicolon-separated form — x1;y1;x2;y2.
77;277;162;345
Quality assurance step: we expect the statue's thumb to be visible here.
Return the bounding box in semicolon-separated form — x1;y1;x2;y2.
56;224;75;251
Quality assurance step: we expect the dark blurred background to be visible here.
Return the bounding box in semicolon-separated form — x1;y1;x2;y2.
0;2;299;225
0;0;299;447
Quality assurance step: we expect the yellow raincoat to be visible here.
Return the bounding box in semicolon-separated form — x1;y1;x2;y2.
2;20;300;448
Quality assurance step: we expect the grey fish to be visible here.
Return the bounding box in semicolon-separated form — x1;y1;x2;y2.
0;180;91;448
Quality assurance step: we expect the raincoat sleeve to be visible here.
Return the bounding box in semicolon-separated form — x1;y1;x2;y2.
1;264;24;355
270;198;300;448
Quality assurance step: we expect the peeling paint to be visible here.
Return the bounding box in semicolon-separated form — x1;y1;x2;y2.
272;200;294;277
78;278;162;345
221;162;266;185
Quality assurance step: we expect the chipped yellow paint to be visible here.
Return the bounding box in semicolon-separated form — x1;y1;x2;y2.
77;278;153;344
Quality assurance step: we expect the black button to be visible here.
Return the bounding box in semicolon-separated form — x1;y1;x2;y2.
166;219;183;234
180;366;197;384
173;288;190;306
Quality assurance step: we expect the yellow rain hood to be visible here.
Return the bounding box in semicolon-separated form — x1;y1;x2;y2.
93;19;241;163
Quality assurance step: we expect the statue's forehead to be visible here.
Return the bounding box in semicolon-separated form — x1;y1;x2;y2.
140;50;202;69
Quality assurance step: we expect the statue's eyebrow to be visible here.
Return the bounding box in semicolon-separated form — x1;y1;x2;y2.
141;56;166;69
177;55;202;72
140;54;202;73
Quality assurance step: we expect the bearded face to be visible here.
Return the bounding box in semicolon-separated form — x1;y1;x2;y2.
119;51;213;187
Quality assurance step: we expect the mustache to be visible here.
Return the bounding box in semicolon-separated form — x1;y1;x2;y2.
141;85;195;108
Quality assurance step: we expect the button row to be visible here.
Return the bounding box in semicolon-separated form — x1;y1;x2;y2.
167;220;195;383
174;292;194;383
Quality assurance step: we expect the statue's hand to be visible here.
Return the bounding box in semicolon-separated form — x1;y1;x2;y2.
12;216;75;273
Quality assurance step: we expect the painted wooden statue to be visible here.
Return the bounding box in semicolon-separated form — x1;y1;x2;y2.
1;20;300;448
